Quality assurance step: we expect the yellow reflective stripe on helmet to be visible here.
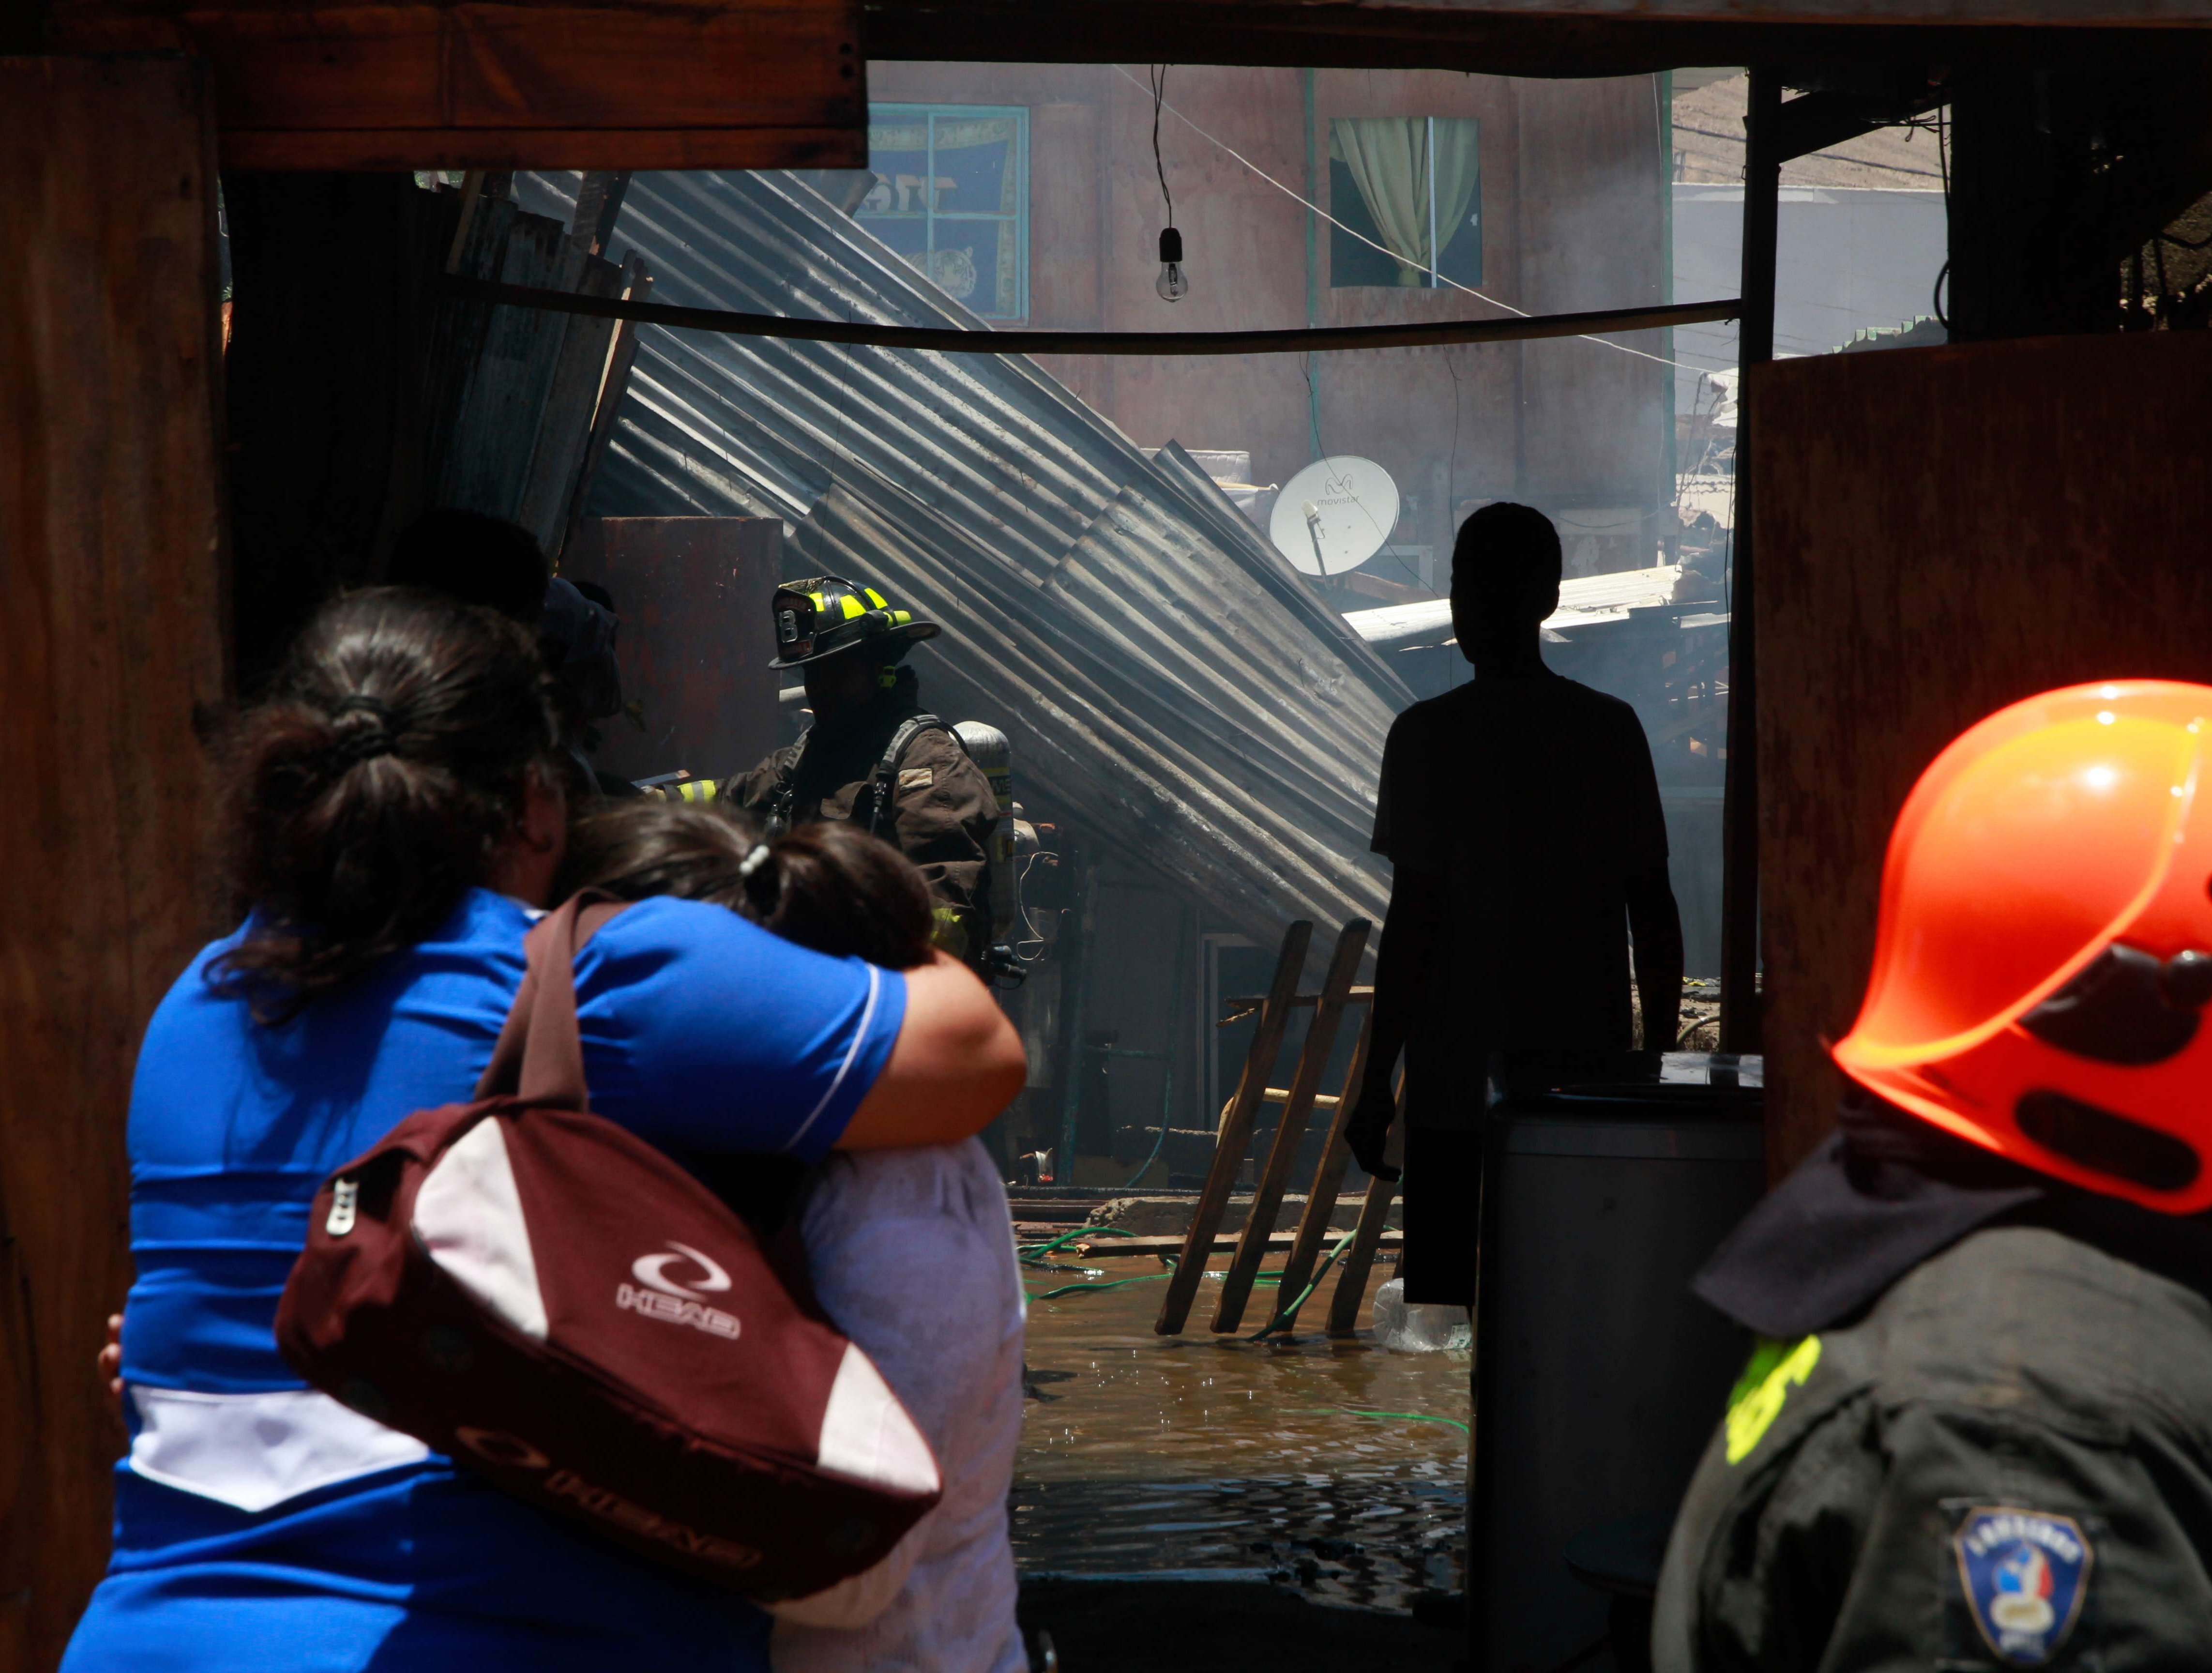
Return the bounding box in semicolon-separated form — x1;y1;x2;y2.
863;587;886;608
839;594;864;620
886;609;911;627
1724;1335;1821;1464
807;591;826;614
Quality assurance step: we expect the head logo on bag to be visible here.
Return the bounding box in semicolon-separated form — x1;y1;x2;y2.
617;1242;742;1339
631;1242;732;1298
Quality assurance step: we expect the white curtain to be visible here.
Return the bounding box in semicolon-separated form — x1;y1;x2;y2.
1331;119;1480;286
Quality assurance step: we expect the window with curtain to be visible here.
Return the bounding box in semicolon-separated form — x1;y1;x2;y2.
855;104;1030;320
1329;118;1482;289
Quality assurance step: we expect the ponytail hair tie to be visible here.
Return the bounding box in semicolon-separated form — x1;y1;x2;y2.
737;843;772;880
329;693;398;768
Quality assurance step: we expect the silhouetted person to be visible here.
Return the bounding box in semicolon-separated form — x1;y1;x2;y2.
387;508;632;797
1346;502;1684;1307
386;508;549;625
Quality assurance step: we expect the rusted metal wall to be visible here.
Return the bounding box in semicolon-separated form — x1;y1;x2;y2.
567;518;783;784
0;57;230;1671
1753;331;2212;1175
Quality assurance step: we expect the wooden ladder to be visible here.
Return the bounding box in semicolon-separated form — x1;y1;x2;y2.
1154;917;1398;1337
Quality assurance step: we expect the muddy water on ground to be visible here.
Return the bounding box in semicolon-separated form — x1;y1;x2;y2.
1011;1250;1467;1612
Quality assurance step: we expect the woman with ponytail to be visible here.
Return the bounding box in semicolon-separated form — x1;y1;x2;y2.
65;590;1024;1673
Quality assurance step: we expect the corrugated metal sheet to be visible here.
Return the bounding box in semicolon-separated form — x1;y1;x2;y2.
515;168;1407;945
1347;562;1693;648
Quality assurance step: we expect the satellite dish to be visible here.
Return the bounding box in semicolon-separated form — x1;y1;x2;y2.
1269;456;1400;578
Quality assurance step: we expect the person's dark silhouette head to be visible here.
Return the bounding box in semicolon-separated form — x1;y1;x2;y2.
387;510;549;627
1449;502;1561;675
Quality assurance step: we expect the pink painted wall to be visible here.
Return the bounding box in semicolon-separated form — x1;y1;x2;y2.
869;61;1672;581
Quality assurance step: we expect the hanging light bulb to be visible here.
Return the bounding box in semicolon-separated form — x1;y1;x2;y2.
1155;226;1189;303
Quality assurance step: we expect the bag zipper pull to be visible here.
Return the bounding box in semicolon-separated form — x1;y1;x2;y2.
327;1176;360;1236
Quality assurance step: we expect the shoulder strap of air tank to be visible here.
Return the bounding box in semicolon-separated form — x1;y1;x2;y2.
864;713;949;833
760;728;811;836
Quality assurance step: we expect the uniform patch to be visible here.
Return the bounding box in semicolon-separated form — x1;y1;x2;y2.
1954;1507;2091;1666
898;767;935;791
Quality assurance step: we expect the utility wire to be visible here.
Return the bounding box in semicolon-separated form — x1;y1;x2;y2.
1112;62;1713;374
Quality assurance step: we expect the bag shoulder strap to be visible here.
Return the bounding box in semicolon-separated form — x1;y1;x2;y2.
474;893;631;1110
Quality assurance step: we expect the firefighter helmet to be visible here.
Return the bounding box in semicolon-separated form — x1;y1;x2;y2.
1833;679;2212;1213
769;577;939;670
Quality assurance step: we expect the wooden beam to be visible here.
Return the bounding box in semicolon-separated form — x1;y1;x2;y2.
45;0;864;169
0;55;230;1670
1771;86;1947;163
1719;65;1779;1056
863;0;2212;82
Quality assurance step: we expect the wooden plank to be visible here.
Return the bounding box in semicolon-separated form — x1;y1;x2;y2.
558;252;650;567
0;55;229;1672
430;198;584;525
47;0;866;169
214;127;867;171
512;245;622;556
565;518;783;785
572;169;632;257
1212;920;1371;1333
1154;921;1310;1335
1327;1078;1406;1338
1219;986;1373;1023
1268;1005;1378;1328
1752;333;2212;1173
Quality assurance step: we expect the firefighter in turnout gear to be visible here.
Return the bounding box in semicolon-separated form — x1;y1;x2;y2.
1654;681;2212;1673
720;578;997;966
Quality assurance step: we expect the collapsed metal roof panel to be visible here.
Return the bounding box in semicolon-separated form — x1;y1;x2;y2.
515;168;1404;943
1346;561;1696;648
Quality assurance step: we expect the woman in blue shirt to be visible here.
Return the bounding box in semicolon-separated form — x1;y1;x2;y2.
62;590;1025;1673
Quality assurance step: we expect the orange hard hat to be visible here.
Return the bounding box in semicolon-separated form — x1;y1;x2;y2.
1833;680;2212;1214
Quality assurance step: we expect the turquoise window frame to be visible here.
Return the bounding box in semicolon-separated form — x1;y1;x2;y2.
859;103;1031;322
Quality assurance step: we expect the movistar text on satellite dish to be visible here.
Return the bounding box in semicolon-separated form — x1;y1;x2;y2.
1268;456;1401;577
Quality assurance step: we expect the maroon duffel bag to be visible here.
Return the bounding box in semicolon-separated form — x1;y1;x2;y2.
274;895;940;1598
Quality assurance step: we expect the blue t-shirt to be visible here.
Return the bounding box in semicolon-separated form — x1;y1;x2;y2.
64;889;906;1673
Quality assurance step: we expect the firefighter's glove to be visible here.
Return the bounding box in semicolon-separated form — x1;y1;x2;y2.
930;905;971;963
1344;1078;1402;1183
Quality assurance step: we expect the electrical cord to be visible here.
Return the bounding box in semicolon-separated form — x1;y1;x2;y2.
1150;64;1174;226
